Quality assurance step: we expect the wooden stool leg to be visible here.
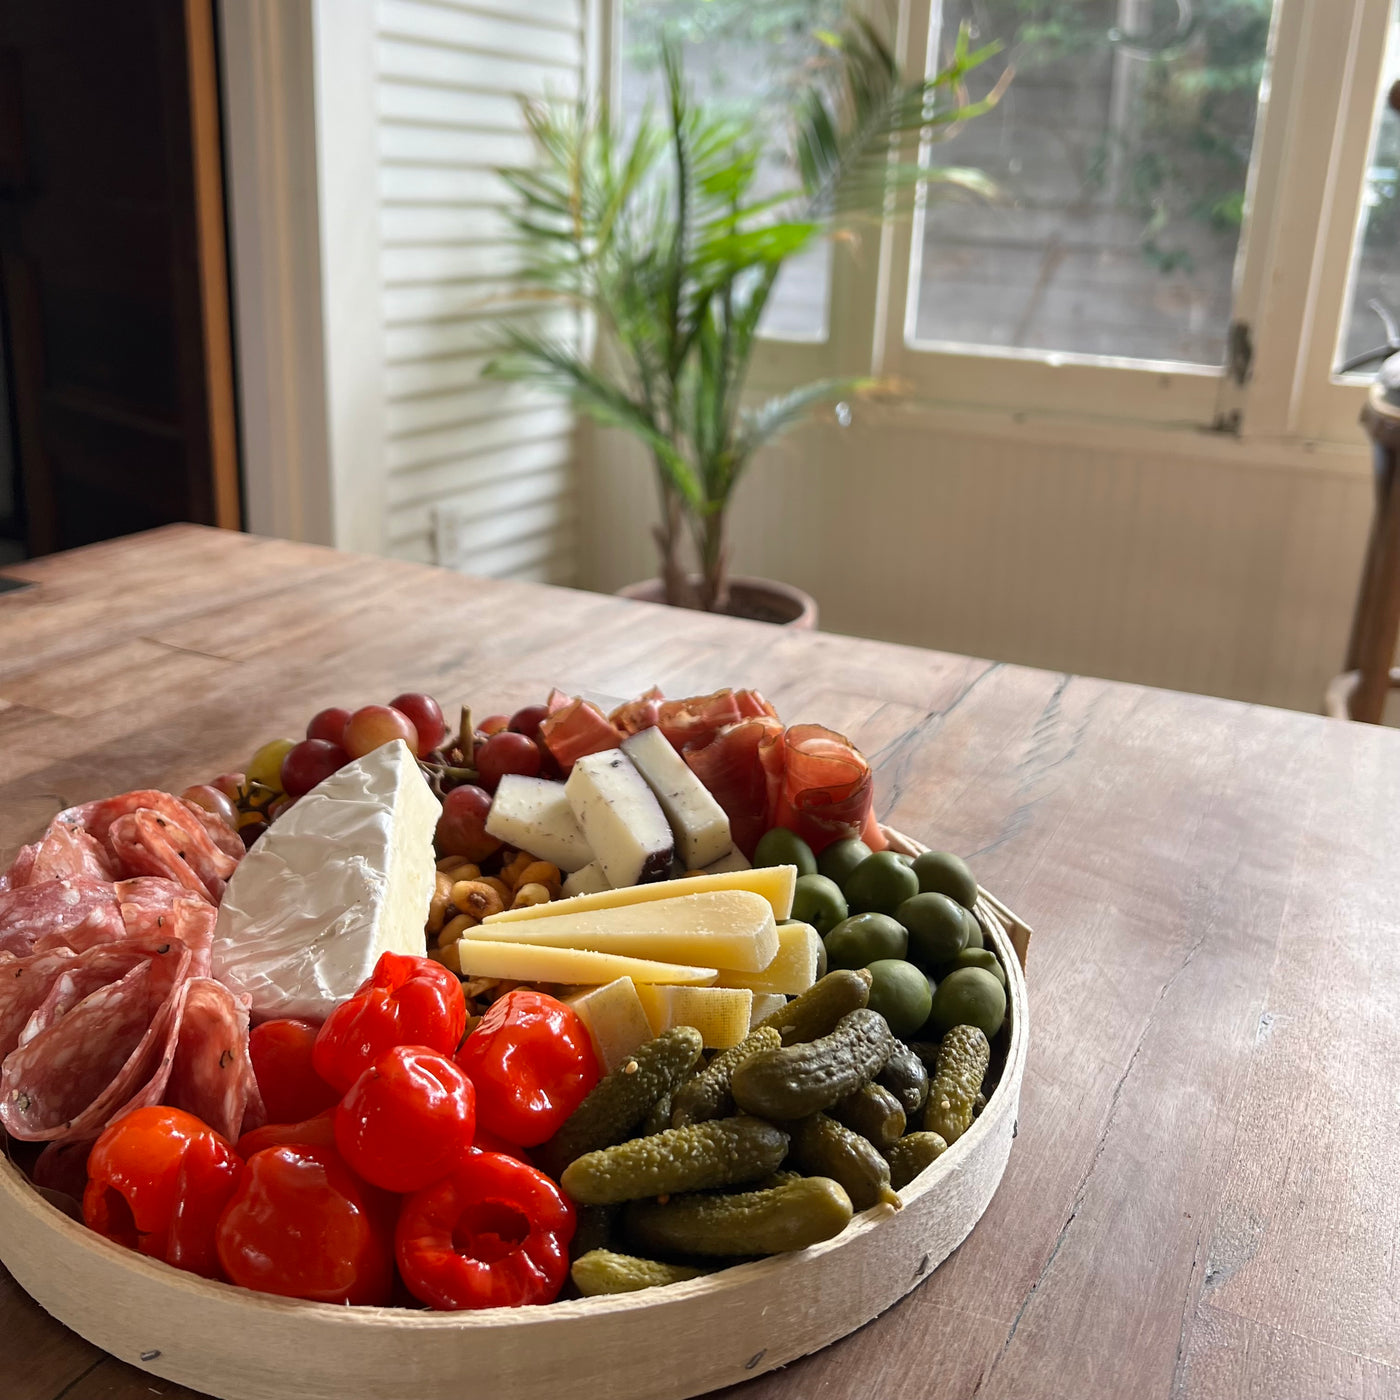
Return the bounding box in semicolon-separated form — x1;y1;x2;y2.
1350;437;1400;723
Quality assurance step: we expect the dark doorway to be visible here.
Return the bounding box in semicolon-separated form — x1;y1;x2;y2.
0;0;240;560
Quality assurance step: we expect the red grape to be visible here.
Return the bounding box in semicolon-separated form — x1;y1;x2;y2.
508;704;550;740
388;692;446;757
307;707;352;745
181;784;239;829
343;705;419;760
478;714;509;737
475;731;543;793
435;785;500;862
210;772;245;802
281;739;351;798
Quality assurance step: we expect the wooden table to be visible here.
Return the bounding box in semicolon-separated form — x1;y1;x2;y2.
1;524;1397;1400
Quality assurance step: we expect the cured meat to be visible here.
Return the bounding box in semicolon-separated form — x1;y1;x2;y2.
0;843;38;894
27;825;117;886
683;716;784;858
733;690;779;721
164;978;264;1141
538;697;622;773
0;949;89;1062
772;724;887;856
0;877;125;957
609;686;665;737
115;878;216;973
658;690;745;753
106;808;236;903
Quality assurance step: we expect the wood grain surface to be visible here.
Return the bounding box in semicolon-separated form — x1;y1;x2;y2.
1;524;1397;1400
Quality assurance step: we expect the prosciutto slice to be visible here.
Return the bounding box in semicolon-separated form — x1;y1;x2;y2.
773;725;888;855
684;717;784;858
538;697;622;773
609;686;665;737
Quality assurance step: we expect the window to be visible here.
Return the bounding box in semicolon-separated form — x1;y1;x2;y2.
606;0;1400;444
619;0;845;341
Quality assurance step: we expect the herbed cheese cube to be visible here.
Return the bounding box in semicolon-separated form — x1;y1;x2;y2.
485;775;594;872
621;726;732;868
565;750;673;887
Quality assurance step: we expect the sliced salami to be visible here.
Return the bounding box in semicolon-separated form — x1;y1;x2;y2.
0;877;124;957
0;949;90;1061
26;825;116;886
164;978;264;1142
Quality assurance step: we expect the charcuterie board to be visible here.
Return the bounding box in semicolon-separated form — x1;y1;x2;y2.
0;688;1030;1400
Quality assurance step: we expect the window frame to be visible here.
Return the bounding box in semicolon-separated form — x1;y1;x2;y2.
604;0;1394;448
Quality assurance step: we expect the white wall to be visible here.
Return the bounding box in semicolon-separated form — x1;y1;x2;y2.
577;412;1372;714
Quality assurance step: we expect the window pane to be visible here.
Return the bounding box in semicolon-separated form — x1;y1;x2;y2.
910;0;1275;367
1337;1;1400;373
619;0;843;342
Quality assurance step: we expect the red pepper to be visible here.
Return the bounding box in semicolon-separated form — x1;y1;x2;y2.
236;1107;338;1158
249;1018;341;1123
453;989;599;1147
313;951;466;1094
334;1045;476;1193
215;1144;395;1305
83;1106;243;1280
395;1151;574;1309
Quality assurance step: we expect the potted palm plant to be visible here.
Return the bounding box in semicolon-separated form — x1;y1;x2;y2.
484;16;1000;621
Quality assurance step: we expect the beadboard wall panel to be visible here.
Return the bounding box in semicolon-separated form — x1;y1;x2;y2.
575;417;1373;714
375;0;585;583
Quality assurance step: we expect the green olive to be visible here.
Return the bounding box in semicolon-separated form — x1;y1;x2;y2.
866;960;934;1040
926;967;1006;1040
823;913;908;970
754;828;817;878
911;851;978;910
790;874;848;936
844;852;919;917
897;892;969;971
817;837;871;888
961;905;984;951
947;947;1006;987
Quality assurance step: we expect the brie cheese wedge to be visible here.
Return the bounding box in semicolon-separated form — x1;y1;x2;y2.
211;739;440;1021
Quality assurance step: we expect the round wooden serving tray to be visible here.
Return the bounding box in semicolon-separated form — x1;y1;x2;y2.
0;828;1030;1400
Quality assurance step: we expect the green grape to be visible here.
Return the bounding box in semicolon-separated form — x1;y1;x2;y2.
247;738;297;792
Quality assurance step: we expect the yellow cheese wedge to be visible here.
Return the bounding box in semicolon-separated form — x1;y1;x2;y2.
714;922;821;996
634;984;755;1049
749;992;789;1028
463;891;776;972
564;978;654;1072
484;864;797;925
452;939;717;986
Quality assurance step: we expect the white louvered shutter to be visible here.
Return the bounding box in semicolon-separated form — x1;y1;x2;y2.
375;0;585;582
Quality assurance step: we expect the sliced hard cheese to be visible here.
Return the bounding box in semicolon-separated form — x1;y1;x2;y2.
634;984;754;1049
562;860;611;898
564;978;653;1072
452;938;717;986
749;992;789;1028
485;776;593;872
714;922;821;996
705;847;752;874
463;890;776;972
565;749;673;887
621;726;732;869
212;740;439;1021
485;864;796;925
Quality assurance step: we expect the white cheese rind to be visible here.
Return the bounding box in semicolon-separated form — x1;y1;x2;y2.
211;740;439;1021
485;775;594;872
565;749;673;887
621;726;732;868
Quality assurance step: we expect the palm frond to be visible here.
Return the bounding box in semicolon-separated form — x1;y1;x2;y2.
736;377;879;463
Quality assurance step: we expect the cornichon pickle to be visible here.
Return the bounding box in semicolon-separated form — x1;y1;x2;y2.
671;1026;781;1127
571;1249;705;1295
542;1027;704;1174
832;1081;906;1149
731;1008;895;1120
877;1042;929;1117
884;1131;948;1190
642;1091;674;1136
789;1113;901;1211
559;1116;789;1206
924;1024;991;1146
625;1175;854;1257
757;968;872;1045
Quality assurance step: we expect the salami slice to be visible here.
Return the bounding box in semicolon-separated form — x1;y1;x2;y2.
107;809;236;903
0;843;38;894
115;878;216;974
26;825;116;886
0;877;124;957
0;949;89;1061
164;978;264;1142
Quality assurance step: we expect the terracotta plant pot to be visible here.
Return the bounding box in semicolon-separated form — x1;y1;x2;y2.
616;574;818;629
